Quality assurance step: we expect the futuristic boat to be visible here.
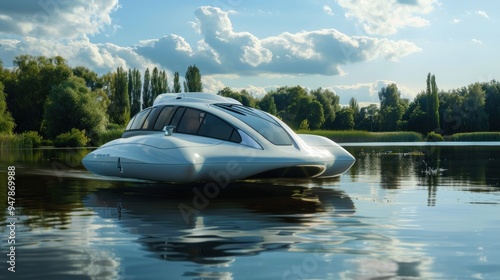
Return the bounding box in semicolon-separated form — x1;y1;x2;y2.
82;92;355;182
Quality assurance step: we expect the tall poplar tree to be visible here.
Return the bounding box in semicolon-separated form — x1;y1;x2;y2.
142;68;151;108
108;66;130;125
173;71;181;93
427;73;440;131
160;70;168;93
183;65;203;92
128;68;142;115
151;67;162;102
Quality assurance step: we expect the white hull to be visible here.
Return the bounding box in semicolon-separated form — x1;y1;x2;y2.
83;133;354;182
82;93;355;183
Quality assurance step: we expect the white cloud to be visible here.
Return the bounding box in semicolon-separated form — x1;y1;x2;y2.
450;18;460;24
475;10;489;19
0;0;119;38
471;39;483;45
323;5;335;16
137;6;421;76
194;6;273;68
329;79;417;104
1;5;422;88
0;36;158;73
201;76;226;93
244;85;269;98
336;0;438;36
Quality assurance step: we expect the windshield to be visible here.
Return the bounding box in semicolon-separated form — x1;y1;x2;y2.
213;104;292;145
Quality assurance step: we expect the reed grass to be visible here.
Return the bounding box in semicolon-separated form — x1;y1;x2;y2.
0;131;42;150
95;128;124;146
445;132;500;141
297;130;424;143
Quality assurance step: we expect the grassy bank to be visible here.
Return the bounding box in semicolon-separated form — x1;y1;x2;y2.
445;132;500;141
0;132;42;149
296;130;424;143
298;130;500;143
0;127;125;150
96;128;124;146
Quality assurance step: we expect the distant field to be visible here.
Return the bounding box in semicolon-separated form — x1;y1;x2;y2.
296;130;424;143
297;130;500;143
444;132;500;142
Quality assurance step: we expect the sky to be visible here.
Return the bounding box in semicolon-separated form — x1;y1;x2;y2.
0;0;498;105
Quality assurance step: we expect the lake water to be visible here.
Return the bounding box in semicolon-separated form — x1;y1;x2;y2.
1;143;500;279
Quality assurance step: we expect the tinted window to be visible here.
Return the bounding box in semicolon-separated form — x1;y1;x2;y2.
177;108;205;134
170;107;186;129
125;115;136;130
213;104;292;145
142;106;162;129
129;108;151;130
153;106;176;130
198;113;241;142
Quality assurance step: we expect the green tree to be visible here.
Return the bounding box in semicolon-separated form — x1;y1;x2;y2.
108;67;130;126
218;87;240;101
440;90;463;134
151;67;160;101
258;94;278;115
160;70;168;93
44;76;107;142
482;80;500;131
304;100;325;130
73;66;101;90
128;68;142;115
183;65;203;92
0;81;15;134
355;104;379;131
239;90;257;107
378;83;406;131
143;68;151;108
92;87;111;114
6;55;72;133
173;71;182;93
405;92;429;134
349;97;360;127
333;107;355;130
440;84;489;134
427;73;440;131
269;86;308;126
310;88;340;130
218;87;258;107
462;83;488;132
299;119;309;130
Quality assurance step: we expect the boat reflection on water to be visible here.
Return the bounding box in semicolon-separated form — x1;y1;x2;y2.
84;181;355;265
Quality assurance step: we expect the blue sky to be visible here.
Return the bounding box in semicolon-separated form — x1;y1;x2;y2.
0;0;498;105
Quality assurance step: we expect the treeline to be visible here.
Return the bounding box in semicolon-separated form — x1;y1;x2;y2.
1;54;500;147
219;75;500;136
0;55;202;146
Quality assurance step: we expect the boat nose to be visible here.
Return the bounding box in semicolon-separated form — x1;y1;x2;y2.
320;145;355;177
341;147;356;163
81;151;94;171
337;145;356;166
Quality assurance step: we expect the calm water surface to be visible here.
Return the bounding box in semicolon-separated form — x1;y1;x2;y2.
1;143;499;279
